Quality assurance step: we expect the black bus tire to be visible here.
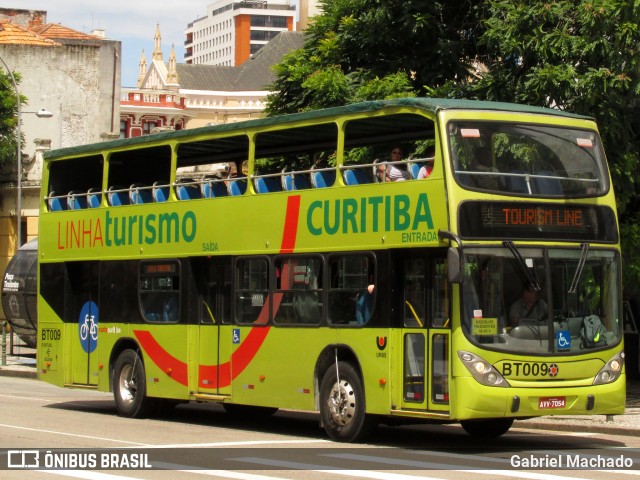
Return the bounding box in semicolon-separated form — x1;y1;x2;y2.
112;349;157;418
319;361;376;442
460;418;514;438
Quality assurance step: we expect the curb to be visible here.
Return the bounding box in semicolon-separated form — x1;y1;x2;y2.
515;418;640;437
0;366;37;379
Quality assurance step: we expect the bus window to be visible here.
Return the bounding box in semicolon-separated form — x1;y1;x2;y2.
193;257;232;325
449;122;608;197
139;261;180;323
255;123;337;192
273;256;322;325
328;254;375;325
235;257;269;324
404;259;426;327
343;113;436;183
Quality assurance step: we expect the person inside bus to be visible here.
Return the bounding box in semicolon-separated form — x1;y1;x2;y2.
417;148;436;179
509;285;548;327
386;146;412;181
470;146;500;189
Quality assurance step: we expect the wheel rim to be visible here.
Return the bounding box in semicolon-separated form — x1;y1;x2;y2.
327;379;357;426
118;363;137;406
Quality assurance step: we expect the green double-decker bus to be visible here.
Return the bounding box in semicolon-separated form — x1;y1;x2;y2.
37;98;625;441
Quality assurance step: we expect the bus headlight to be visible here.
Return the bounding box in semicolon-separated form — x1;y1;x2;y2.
593;351;625;385
458;350;510;387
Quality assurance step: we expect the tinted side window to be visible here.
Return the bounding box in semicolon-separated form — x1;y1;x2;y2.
139;261;180;323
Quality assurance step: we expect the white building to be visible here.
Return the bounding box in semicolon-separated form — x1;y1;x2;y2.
185;0;296;67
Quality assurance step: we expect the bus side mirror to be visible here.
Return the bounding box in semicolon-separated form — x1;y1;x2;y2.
447;247;462;284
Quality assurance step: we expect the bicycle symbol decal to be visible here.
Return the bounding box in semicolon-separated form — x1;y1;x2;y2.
556;330;571;350
78;301;99;353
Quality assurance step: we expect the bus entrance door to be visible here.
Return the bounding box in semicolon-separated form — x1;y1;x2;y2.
397;255;450;413
196;259;231;397
68;262;100;386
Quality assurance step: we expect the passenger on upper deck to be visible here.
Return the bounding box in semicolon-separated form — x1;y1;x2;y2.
417;147;436;179
386;146;412;182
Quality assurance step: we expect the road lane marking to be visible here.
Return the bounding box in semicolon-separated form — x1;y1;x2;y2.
0;423;147;446
232;457;445;479
327;453;598;480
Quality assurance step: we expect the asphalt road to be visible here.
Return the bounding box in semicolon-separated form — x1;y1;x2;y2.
1;376;639;480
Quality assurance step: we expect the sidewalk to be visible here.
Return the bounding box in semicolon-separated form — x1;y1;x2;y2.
1;349;640;436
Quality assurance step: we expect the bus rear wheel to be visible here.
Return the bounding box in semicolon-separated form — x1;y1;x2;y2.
319;361;375;442
113;349;157;418
460;418;514;438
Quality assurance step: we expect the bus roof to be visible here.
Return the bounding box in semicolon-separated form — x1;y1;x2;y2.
46;97;592;159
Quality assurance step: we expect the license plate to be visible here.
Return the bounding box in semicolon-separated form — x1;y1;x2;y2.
538;396;566;409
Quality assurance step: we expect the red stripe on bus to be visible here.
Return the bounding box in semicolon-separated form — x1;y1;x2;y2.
280;195;301;253
139;196;296;389
133;330;189;386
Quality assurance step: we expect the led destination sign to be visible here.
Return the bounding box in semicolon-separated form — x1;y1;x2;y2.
458;202;617;242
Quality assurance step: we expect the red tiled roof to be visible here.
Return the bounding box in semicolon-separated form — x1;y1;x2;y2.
0;19;60;46
33;23;98;41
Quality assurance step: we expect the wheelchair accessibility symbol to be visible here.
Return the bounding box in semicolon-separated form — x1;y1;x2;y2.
232;328;241;344
556;330;571;350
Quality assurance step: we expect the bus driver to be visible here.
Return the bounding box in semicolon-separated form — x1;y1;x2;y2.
509;285;548;327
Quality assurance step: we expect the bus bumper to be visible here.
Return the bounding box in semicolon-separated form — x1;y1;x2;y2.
453;375;626;420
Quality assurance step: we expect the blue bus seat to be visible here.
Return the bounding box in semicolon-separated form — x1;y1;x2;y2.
108;186;130;206
533;171;563;195
152;182;170;202
408;162;421;179
506;170;529;193
281;172;294;191
311;170;335;188
87;188;102;208
176;183;202;200
202;179;228;198
48;192;68;211
129;184;153;204
254;176;282;193
67;191;88;210
343;168;372;185
228;178;247;196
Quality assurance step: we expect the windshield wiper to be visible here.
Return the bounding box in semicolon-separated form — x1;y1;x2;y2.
503;241;541;291
568;243;589;294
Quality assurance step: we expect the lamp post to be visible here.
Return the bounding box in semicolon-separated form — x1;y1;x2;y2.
0;55;52;248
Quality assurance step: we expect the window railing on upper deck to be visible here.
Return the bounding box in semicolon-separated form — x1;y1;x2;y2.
44;158;435;212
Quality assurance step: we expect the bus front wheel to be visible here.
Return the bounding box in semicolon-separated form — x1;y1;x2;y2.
319;361;375;442
113;349;156;418
460;418;514;438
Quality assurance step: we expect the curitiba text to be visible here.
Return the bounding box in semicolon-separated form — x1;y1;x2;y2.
56;210;197;250
307;193;434;236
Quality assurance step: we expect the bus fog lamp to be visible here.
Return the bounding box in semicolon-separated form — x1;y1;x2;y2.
487;372;498;384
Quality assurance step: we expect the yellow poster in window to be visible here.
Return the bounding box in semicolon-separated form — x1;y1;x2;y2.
471;317;498;335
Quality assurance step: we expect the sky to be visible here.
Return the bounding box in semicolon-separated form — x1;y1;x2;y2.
16;1;212;87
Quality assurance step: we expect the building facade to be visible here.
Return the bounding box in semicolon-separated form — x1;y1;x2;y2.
121;26;303;134
0;8;121;270
184;0;296;66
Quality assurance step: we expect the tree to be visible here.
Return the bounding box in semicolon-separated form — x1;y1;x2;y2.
0;70;22;176
266;0;483;115
454;0;640;295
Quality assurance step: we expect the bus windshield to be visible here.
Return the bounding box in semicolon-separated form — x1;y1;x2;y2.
449;122;608;197
461;246;621;354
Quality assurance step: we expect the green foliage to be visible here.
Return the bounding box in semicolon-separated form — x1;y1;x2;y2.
0;70;21;173
266;0;483;115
